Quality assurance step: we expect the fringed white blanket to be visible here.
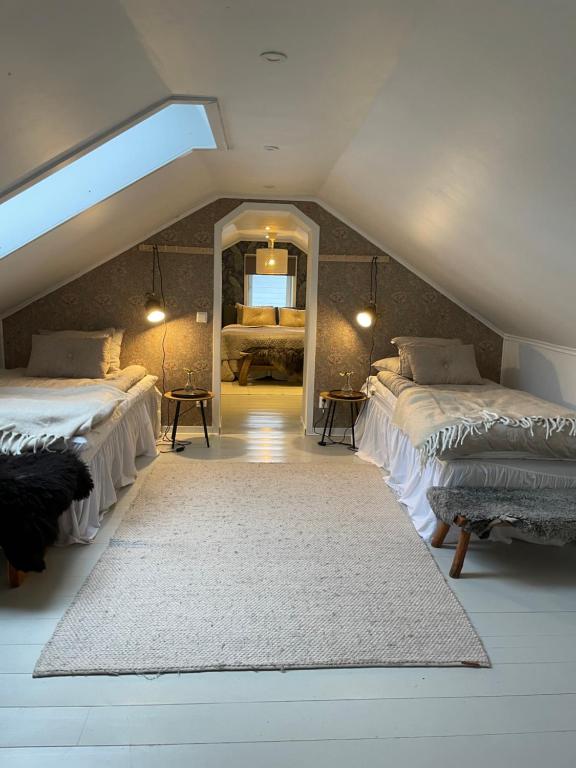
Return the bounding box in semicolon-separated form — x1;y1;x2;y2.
393;382;576;462
0;384;127;454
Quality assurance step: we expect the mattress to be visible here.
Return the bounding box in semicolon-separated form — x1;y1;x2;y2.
0;367;161;544
373;371;576;461
58;375;161;544
358;377;576;541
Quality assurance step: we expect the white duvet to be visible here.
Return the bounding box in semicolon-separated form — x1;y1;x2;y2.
0;365;147;453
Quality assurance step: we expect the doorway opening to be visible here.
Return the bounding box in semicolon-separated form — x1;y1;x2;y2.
212;203;319;437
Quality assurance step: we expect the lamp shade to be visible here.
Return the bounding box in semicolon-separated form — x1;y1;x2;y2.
145;294;166;323
255;247;289;274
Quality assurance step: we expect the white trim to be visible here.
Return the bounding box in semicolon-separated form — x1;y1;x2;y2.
214;202;320;435
502;333;576;358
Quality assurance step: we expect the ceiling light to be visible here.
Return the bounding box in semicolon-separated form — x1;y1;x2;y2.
260;51;287;63
256;232;288;274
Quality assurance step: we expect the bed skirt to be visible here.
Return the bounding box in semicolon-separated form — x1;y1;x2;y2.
57;385;161;545
356;393;576;542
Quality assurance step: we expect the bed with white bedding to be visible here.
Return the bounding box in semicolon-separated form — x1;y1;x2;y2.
356;374;576;541
0;366;160;545
221;324;305;381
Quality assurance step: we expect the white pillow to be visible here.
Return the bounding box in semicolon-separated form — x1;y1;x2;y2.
39;328;124;372
27;335;110;378
372;357;401;374
391;337;462;378
407;344;483;385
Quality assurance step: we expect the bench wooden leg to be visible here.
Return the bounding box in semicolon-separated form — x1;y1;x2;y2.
8;563;25;588
238;354;253;386
449;527;471;579
431;520;451;548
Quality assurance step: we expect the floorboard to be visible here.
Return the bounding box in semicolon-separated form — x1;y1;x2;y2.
1;404;576;766
2;733;576;768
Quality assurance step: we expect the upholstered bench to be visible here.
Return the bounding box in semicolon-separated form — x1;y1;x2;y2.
0;451;93;587
427;487;576;578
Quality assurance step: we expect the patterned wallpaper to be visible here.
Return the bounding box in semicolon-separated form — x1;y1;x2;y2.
222;240;307;318
2;197;502;428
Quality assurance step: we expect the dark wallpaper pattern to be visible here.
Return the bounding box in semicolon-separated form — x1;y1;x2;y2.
2;198;503;427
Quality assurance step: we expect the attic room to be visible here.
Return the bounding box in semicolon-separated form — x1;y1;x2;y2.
1;0;576;765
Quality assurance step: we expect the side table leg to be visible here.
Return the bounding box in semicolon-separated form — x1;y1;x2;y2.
318;400;333;446
200;400;210;447
171;400;181;449
327;399;337;440
350;402;357;449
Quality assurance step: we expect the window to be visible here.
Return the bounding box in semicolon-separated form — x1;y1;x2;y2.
246;273;295;308
0;101;220;259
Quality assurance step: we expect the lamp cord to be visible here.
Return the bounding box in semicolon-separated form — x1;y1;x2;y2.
152;244;168;396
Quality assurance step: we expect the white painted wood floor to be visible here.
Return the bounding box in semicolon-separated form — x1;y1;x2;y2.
2;415;576;766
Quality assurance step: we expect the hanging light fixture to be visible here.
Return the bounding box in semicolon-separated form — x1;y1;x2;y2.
145;245;166;323
256;230;288;274
145;295;166;323
356;256;379;328
356;304;377;328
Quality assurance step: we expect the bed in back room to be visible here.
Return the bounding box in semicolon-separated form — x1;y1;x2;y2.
221;303;306;384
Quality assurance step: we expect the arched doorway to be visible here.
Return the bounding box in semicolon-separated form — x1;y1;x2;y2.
212;202;320;434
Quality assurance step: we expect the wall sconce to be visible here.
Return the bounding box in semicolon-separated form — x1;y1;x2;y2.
145;294;165;323
356;256;379;328
356;304;376;328
145;245;166;323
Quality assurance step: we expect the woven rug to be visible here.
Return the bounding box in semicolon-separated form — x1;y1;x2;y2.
35;461;488;676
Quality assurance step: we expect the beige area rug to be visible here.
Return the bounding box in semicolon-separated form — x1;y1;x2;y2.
35;461;489;676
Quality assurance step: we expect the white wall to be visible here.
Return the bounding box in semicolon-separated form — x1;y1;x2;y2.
501;336;576;410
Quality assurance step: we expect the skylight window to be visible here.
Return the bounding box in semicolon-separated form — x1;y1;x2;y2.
0;101;220;258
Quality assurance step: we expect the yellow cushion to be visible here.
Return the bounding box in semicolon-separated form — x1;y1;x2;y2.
278;308;306;327
241;306;276;326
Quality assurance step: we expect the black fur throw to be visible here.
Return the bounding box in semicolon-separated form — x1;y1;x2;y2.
0;451;93;573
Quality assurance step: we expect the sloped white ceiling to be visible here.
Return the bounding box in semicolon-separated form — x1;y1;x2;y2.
320;0;576;347
0;0;169;193
1;0;575;348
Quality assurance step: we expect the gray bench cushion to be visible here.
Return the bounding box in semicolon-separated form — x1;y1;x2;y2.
427;487;576;542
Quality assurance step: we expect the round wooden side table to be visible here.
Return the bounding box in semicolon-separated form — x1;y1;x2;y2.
163;389;214;449
318;390;368;449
